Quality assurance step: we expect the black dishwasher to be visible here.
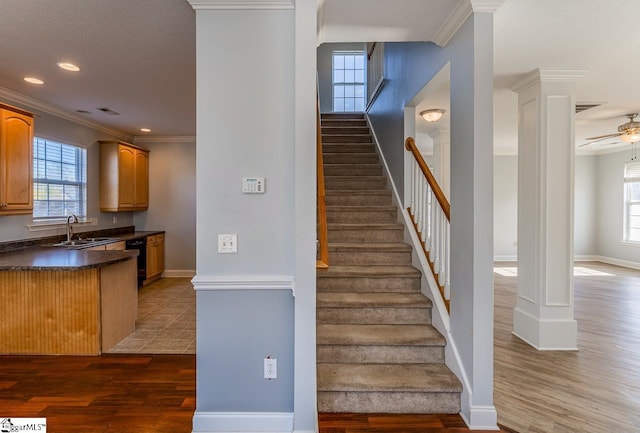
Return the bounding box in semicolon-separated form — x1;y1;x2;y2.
125;237;147;287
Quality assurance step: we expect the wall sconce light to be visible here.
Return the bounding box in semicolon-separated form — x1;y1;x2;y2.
420;109;445;122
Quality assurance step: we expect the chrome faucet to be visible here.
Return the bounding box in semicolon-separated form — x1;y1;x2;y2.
66;214;78;242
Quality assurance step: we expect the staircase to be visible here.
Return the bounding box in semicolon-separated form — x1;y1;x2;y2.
316;112;461;414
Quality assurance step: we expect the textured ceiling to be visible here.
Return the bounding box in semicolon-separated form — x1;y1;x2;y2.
0;0;195;137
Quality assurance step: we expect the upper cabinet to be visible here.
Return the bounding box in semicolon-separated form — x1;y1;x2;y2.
0;104;34;215
99;141;149;212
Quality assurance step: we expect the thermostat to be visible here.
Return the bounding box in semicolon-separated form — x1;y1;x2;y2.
242;177;265;194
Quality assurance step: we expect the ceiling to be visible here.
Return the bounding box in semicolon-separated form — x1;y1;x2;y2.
0;0;638;152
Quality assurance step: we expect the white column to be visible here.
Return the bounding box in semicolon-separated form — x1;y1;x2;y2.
512;68;586;350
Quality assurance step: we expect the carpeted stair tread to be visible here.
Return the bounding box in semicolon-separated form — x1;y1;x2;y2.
317;363;462;393
317;292;431;308
327;222;404;230
317;265;421;278
317;324;445;346
328;242;412;252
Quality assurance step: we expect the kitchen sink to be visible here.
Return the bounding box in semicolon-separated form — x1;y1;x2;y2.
46;237;121;249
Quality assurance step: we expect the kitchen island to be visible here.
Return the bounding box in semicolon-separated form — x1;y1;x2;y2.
0;247;139;355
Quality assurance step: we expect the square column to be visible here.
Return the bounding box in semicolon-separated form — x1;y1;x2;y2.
512;69;586;350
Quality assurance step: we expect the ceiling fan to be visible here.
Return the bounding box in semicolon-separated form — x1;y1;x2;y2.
580;113;640;147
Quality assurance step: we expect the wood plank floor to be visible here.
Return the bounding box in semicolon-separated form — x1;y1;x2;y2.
494;261;640;433
318;413;512;432
0;355;195;433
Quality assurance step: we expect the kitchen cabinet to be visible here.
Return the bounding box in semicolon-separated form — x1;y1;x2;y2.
99;141;149;212
145;233;164;283
0;104;34;215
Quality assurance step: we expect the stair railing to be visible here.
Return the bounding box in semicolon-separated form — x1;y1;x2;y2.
317;99;329;269
405;137;450;311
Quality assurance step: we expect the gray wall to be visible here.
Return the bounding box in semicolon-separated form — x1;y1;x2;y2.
0;98;135;242
194;8;295;415
133;140;196;273
493;155;598;259
317;42;367;113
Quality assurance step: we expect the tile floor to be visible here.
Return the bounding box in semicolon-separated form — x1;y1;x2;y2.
108;277;196;354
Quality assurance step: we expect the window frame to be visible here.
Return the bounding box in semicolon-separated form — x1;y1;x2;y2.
32;136;87;221
623;162;640;243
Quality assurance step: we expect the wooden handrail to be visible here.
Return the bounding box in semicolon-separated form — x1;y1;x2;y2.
405;137;450;221
316;98;329;269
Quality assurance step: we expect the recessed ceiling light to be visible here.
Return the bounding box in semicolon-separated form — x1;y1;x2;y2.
140;128;151;133
24;77;44;85
57;62;80;72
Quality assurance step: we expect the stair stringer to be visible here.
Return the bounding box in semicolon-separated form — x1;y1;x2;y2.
365;114;477;428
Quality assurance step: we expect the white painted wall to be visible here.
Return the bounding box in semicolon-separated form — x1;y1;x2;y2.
494;156;518;259
0;98;135;243
133;139;196;274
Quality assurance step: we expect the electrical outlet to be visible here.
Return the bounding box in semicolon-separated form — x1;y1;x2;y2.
264;357;277;379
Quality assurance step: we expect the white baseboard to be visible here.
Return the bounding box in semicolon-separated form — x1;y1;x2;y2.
192;411;293;433
588;255;640;270
495;255;640;271
162;269;196;278
493;255;516;262
460;405;499;431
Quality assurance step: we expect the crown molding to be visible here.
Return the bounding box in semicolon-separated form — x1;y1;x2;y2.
133;135;196;143
434;0;472;47
0;85;128;139
510;69;589;93
470;0;506;13
187;0;294;9
434;0;506;47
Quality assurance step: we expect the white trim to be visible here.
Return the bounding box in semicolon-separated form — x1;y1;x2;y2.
493;254;516;261
587;255;640;271
619;241;640;248
0;85;128;139
192;411;293;433
133;136;196;144
162;269;196;278
510;69;588;93
191;274;295;291
470;0;507;13
187;0;294;9
460;405;499;430
433;0;472;47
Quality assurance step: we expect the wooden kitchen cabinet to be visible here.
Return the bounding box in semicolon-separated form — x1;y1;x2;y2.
99;141;149;212
145;233;164;283
0;104;34;215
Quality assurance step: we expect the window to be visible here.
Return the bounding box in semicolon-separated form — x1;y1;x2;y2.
624;162;640;242
333;51;365;112
33;137;87;220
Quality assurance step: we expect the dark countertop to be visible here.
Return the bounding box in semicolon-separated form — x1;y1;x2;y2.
0;247;138;271
0;231;164;271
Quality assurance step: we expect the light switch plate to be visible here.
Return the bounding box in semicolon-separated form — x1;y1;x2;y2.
218;234;237;253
